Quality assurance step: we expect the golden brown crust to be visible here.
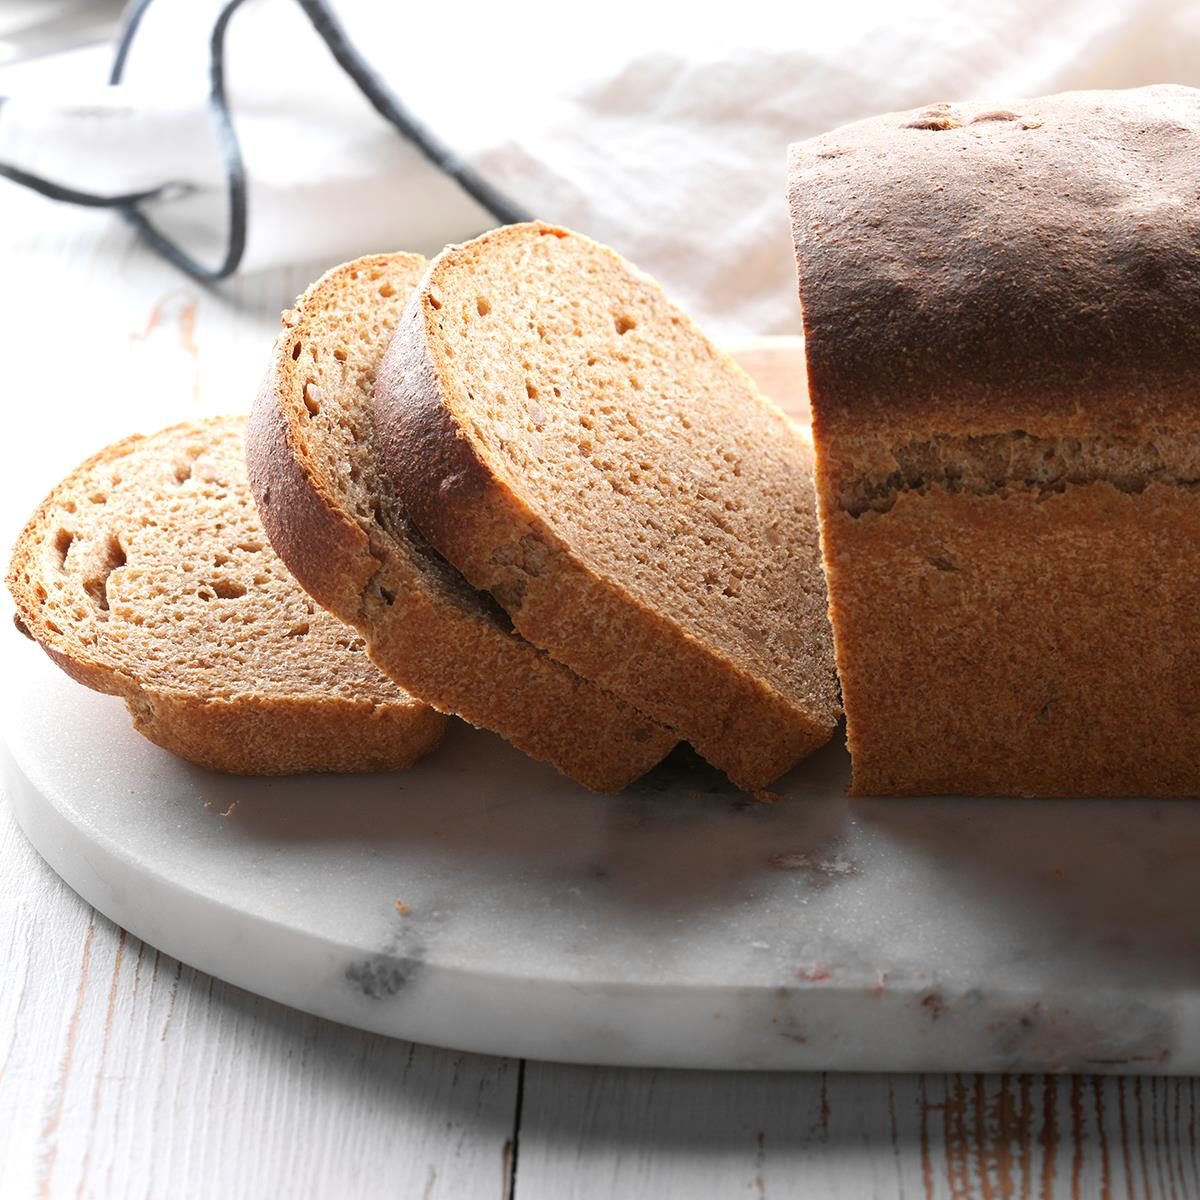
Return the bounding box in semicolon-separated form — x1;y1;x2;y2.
7;417;446;776
123;691;446;776
246;360;376;620
374;224;838;791
825;485;1200;796
247;253;676;791
788;85;1200;428
788;85;1200;796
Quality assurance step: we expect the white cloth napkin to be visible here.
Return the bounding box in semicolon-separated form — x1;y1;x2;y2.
2;0;1198;335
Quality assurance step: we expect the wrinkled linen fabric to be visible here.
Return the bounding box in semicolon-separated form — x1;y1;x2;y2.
2;0;1197;334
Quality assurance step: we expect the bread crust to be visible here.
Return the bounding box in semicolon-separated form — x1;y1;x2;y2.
374;224;838;791
788;85;1200;796
7;418;446;775
788;85;1200;430
247;254;676;791
824;484;1200;796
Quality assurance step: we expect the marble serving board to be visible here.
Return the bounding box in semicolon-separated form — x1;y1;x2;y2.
3;635;1199;1073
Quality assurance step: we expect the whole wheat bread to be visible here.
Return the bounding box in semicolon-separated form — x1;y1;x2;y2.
374;224;839;791
788;85;1200;796
7;417;446;774
247;254;675;791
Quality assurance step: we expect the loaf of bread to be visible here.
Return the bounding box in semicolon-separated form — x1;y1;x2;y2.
788;84;1200;796
374;223;839;791
247;253;676;791
6;417;446;774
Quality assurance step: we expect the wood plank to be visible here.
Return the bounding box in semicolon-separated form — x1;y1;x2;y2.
514;1064;1199;1199
0;795;520;1199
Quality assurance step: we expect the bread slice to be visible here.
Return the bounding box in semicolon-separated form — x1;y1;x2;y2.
247;254;675;791
373;223;840;791
6;417;446;774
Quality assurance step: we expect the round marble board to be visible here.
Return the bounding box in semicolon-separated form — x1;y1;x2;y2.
3;636;1198;1072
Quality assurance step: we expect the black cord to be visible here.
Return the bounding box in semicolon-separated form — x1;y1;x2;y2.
108;0;154;85
0;159;182;208
294;0;530;227
0;0;529;282
0;0;187;216
108;0;250;280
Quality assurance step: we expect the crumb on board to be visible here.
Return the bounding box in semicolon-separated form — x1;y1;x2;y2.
394;900;411;915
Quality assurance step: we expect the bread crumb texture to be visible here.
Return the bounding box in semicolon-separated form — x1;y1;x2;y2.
7;416;445;774
381;224;839;790
249;253;676;792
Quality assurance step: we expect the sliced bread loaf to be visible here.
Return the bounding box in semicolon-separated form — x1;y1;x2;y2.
787;86;1200;796
247;254;675;791
374;224;839;791
6;416;446;774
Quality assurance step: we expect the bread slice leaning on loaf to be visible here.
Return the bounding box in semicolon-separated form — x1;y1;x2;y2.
247;253;676;792
6;416;446;774
374;223;840;792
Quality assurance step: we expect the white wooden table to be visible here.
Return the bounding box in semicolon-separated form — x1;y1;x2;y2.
1;145;1197;1200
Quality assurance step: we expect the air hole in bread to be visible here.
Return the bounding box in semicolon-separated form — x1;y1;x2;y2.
287;622;309;638
333;347;348;362
291;341;303;361
53;528;74;569
89;491;107;505
379;586;396;606
476;296;491;317
83;533;126;613
303;382;322;417
174;460;192;484
213;552;230;566
379;282;395;298
236;540;263;553
428;293;442;311
614;314;636;335
210;579;247;600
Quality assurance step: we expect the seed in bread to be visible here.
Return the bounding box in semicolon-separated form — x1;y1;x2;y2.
788;84;1200;796
7;416;446;774
247;253;676;792
374;224;839;792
